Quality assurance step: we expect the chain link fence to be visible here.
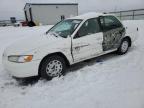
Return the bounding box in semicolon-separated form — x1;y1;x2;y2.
110;9;144;20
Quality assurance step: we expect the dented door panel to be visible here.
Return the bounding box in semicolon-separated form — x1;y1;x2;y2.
103;27;126;51
99;15;126;51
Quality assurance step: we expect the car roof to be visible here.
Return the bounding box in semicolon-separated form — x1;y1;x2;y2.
68;12;114;20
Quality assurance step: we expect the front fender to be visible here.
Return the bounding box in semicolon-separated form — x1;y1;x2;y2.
24;38;73;65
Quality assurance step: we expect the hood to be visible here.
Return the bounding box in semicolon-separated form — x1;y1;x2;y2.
5;34;60;55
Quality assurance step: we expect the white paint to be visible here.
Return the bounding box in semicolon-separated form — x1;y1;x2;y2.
26;4;78;25
2;13;138;78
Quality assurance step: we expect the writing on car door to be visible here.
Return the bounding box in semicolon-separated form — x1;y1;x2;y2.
72;18;103;62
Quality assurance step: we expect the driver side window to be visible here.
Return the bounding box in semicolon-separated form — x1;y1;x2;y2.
75;18;101;38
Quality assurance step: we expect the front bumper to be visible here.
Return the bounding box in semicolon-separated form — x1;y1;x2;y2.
2;55;40;78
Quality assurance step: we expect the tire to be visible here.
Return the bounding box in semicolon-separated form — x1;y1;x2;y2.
117;38;130;55
28;21;36;27
39;55;66;80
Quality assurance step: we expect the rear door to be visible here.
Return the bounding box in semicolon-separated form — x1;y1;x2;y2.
100;16;125;51
72;18;103;62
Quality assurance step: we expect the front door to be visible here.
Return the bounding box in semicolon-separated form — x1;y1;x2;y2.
100;16;125;51
72;18;103;62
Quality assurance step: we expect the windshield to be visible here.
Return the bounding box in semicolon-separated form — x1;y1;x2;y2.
47;19;82;38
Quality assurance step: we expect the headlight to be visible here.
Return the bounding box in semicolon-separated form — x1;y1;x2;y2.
8;55;33;63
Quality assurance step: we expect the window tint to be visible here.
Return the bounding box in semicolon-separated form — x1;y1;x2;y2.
101;16;122;31
76;18;101;38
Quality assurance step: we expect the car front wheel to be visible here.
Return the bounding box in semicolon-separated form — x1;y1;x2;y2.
40;55;66;80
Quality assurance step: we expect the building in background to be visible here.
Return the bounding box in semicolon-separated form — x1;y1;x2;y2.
24;3;78;25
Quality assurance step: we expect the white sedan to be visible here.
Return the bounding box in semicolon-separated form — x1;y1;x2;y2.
2;13;138;80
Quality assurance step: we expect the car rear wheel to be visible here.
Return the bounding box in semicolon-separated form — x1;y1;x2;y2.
40;55;66;80
117;38;130;55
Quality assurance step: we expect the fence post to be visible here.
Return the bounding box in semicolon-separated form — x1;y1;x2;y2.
132;10;135;20
120;11;122;20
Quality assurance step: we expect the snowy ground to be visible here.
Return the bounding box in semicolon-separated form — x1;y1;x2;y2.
0;21;144;108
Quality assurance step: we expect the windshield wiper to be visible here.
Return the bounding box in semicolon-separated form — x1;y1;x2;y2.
49;32;60;37
52;33;58;37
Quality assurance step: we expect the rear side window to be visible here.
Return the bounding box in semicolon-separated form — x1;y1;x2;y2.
100;16;122;31
76;18;101;38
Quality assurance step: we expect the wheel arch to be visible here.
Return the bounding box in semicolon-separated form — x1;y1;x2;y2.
38;52;70;76
123;36;132;47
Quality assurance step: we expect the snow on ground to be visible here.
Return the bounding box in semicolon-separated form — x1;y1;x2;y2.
0;21;144;108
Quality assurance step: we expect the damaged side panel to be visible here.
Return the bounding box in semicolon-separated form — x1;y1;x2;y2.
102;27;126;51
99;15;126;51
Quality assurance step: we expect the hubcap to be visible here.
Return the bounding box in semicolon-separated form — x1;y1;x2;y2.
46;60;63;77
121;41;129;53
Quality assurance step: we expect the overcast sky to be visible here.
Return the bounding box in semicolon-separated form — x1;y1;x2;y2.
0;0;144;20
